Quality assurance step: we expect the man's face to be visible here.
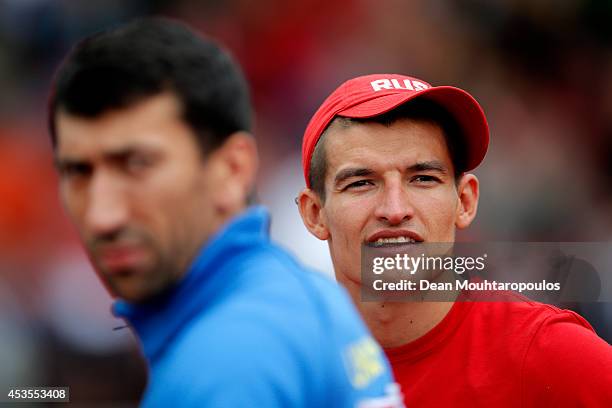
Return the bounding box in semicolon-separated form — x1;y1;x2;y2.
311;119;477;288
55;93;224;302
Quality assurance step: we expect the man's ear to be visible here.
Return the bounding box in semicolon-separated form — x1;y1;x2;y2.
209;131;258;214
455;173;479;230
297;188;330;240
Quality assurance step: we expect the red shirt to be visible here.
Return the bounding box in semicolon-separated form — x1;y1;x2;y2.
385;291;612;407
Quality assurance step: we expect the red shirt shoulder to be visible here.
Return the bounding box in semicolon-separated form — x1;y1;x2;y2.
385;295;611;407
522;305;612;407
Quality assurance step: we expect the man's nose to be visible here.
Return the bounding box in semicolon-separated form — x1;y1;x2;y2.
84;172;129;237
374;179;415;225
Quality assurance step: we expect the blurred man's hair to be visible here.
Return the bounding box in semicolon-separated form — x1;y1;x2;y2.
48;17;252;154
309;99;465;201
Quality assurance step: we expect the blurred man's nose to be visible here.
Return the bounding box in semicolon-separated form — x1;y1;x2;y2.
374;177;414;225
84;172;129;237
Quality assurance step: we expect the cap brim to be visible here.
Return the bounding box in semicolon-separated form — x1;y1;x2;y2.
338;86;489;172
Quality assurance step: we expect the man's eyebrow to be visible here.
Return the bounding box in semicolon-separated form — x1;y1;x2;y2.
334;168;374;185
54;157;87;170
54;145;155;168
103;145;163;162
408;161;449;174
103;148;138;163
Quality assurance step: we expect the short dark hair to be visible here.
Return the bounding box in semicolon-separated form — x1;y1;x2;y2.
48;17;252;153
309;98;465;201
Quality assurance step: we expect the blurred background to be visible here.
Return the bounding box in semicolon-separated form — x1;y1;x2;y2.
1;0;611;406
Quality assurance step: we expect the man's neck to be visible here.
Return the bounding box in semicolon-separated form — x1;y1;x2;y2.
342;280;456;348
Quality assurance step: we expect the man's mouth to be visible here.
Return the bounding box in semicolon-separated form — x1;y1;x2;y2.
366;230;424;247
371;236;418;247
96;246;148;274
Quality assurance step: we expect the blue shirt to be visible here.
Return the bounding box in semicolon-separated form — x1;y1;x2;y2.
114;206;402;407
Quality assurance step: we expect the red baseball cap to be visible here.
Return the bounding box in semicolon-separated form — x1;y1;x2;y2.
301;73;489;187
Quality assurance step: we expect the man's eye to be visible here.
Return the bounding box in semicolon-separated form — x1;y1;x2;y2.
125;155;154;173
412;175;440;183
60;163;92;179
343;180;373;190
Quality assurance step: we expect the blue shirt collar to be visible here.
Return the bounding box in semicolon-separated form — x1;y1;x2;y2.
112;205;271;362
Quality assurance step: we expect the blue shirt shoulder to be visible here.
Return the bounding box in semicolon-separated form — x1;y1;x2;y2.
115;207;402;407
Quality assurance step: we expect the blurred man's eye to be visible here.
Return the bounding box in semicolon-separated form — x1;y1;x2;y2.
59;162;93;179
124;154;155;174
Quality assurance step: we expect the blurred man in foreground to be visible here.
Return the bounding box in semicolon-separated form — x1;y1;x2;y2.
298;73;612;406
48;19;403;407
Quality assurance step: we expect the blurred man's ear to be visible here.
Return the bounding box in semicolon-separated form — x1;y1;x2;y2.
209;131;258;214
297;188;330;240
455;173;479;229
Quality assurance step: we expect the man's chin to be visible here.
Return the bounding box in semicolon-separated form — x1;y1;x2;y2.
103;272;167;303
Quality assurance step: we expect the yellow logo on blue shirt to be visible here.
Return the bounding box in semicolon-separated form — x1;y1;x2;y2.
343;336;385;389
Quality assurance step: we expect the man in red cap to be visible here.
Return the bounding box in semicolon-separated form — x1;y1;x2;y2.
297;74;612;406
